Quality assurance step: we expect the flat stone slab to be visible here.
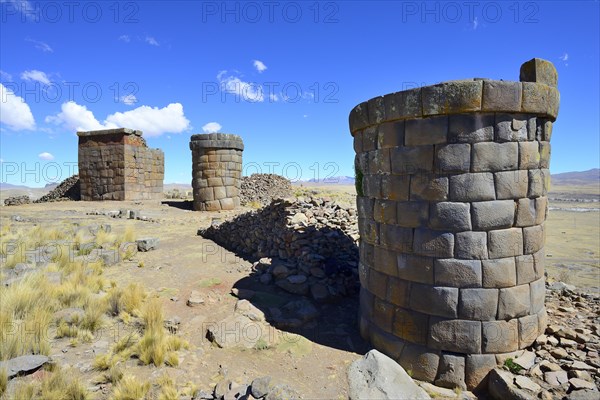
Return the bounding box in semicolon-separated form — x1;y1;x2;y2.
347;350;431;399
0;355;49;379
136;237;159;252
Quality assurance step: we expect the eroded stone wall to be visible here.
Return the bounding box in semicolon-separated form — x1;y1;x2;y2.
190;133;244;211
349;58;559;390
78;128;164;201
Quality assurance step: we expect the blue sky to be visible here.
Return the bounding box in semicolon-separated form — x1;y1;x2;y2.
1;0;598;187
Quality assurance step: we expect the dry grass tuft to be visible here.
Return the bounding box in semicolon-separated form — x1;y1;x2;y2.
157;374;179;400
0;368;7;398
111;375;150;400
8;367;90;400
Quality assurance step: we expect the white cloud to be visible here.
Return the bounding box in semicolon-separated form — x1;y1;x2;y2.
38;152;54;161
217;70;264;102
45;101;108;132
253;60;267;73
121;94;137;105
0;83;36;131
119;35;131;43
0;70;12;81
20;69;51;85
25;38;53;53
105;103;190;137
269;93;279;102
145;36;159;46
46;101;191;137
471;17;479;30
202;122;222;133
559;53;569;61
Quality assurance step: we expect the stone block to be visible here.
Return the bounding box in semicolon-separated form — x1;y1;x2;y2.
362;126;378;152
374;200;397;225
435;354;467;390
455;231;488;260
373;297;394;333
534;197;547;225
528;169;550;198
372;245;396;276
520;58;558;87
349;102;369;133
356;197;374;218
396;201;429;228
488;228;523;259
523;224;545;254
435;143;471;173
494;170;528;200
393;308;429;345
410;284;458;318
482;258;517;288
472;200;516;231
539;141;551;168
466;354;497;391
380;224;413;252
498;284;531;319
434;259;482;288
482;80;522;112
367;149;391;174
219;197;235;210
429;202;472;231
405;116;448;146
387;277;410;307
515;255;536;285
397;254;434;284
515;198;536;227
449;173;495;202
522;82;554;116
472;142;518;172
399;344;440;382
369;326;406;361
358;218;379;245
390;146;434;174
530;278;545;314
363;174;381;198
448;113;494;143
482;319;519;353
384;88;422;120
410;175;448;201
518;314;539;349
377;121;405;148
532;249;545;279
519;142;540;169
413;228;454;258
368;96;385;126
537;308;548;334
422;80;483;116
381;175;411;201
429;317;482;354
360;287;374;317
358;261;369;287
495;114;528;142
459;288;499;321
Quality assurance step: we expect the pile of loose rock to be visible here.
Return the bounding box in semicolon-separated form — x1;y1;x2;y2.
34;175;80;203
3;195;30;206
239;174;293;207
200;196;359;302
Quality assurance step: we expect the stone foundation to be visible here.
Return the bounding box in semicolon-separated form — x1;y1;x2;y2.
77;128;164;201
190;133;244;211
349;59;559;390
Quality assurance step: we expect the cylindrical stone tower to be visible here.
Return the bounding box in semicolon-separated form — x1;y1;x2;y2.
190;133;244;211
350;59;559;390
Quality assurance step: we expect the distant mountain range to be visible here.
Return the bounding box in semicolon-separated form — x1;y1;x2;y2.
301;176;356;185
551;168;599;186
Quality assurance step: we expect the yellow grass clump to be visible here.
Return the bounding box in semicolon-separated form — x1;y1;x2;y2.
111;375;150;400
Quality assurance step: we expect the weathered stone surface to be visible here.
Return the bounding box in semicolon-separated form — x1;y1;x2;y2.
498;284;531;319
465;354;497;390
136;237;159;252
495;170;529;200
374;200;397;225
410;175;448;201
515;255;536;285
459;288;499;321
482;319;519;353
422;80;483;116
251;376;272;398
448;113;494;143
515;198;537;227
434;259;482;288
368;96;386;126
348;350;431;400
455;231;488;260
519;142;540;170
399;344;440;382
523;224;545;254
520;58;558;87
0;355;49;379
429;317;481;354
435;143;471;173
377;121;405;149
396;201;429;228
472;142;519;172
387;278;410;307
381;175;411;201
413;229;454;258
384;88;423;120
495;114;529;142
405;116;448;146
429;202;472;231
380;224;413;252
393;308;429;345
449;173;496;202
391;146;434;174
435;354;467;390
529;278;545;314
410;285;458;318
397;254;434;284
373;297;395;333
472;200;515;231
489;369;535;400
482;81;522;112
370;325;406;360
518;314;539;348
488;228;524;259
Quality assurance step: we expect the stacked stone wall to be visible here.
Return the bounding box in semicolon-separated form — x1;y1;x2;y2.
190;133;244;211
349;58;560;390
